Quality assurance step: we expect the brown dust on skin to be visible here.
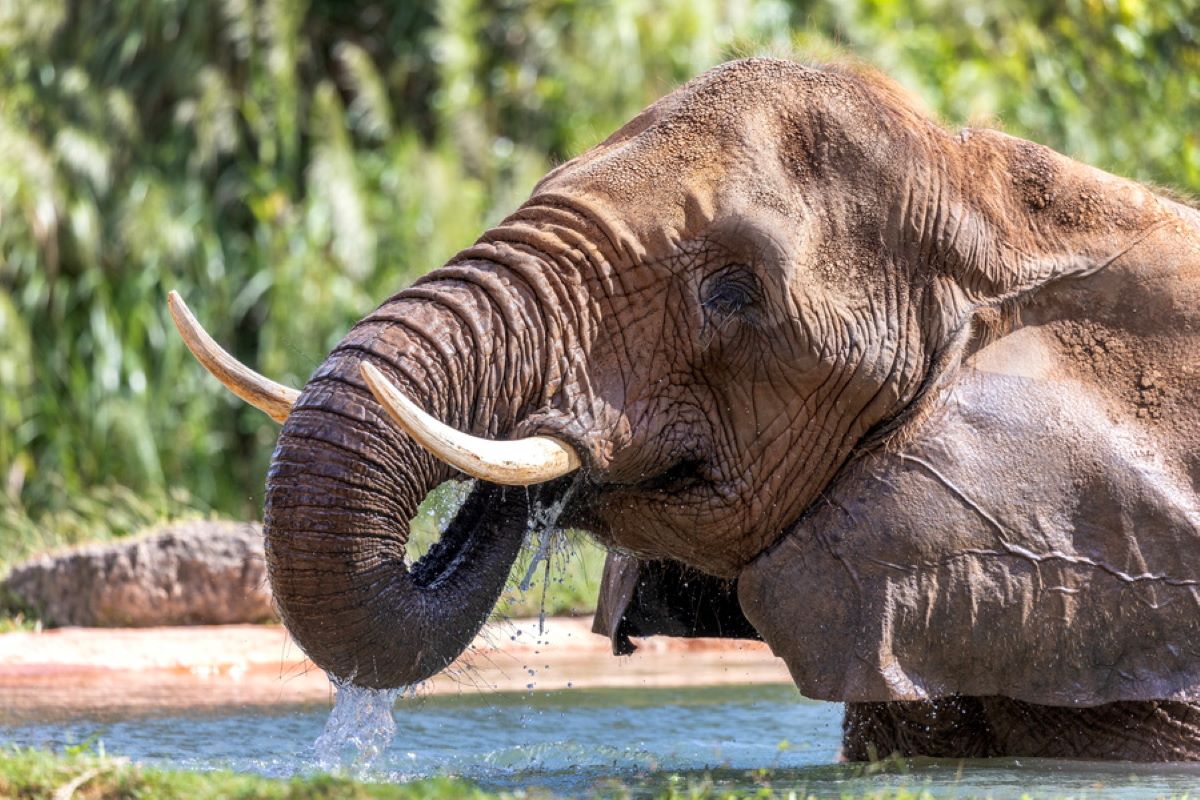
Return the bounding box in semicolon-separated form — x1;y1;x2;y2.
574;60;1200;760
984;134;1198;437
517;59;1199;577
520;61;958;575
260;58;1199;700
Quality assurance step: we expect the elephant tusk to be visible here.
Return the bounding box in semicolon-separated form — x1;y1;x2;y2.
167;290;300;423
359;361;581;486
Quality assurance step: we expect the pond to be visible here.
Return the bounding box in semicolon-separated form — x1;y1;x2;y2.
3;683;1200;798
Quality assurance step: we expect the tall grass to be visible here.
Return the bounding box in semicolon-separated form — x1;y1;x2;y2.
2;0;1197;563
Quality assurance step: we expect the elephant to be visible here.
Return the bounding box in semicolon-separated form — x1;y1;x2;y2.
168;58;1200;761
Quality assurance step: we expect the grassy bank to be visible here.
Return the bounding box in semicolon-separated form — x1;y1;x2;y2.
0;746;512;800
0;745;960;800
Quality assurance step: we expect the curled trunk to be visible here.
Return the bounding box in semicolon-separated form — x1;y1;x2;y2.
265;268;553;688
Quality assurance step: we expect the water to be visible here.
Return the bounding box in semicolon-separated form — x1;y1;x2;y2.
313;681;405;775
4;684;1200;797
519;484;575;593
414;477;580;632
518;477;583;634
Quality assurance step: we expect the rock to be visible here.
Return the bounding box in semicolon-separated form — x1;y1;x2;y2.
2;521;276;627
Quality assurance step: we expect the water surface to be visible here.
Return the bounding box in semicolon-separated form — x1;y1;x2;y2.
3;684;1199;797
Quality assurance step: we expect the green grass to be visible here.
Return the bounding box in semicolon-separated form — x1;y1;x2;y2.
0;745;520;800
0;745;971;800
0;586;40;633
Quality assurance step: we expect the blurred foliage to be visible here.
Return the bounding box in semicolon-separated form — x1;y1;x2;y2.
0;482;204;572
813;0;1200;193
0;0;1197;563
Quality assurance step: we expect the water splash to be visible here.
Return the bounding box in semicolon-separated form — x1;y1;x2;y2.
313;680;407;775
407;480;476;564
519;478;579;590
518;478;581;632
312;480;578;770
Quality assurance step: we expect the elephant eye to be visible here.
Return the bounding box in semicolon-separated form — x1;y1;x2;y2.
700;266;761;319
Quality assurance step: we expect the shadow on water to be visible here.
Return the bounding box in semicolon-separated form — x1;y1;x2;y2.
3;683;1200;797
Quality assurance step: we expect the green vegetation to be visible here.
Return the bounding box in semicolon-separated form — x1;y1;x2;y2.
2;1;1197;581
0;745;984;800
0;745;517;799
496;532;604;618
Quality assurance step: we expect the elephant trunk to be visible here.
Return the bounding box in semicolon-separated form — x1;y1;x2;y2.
264;264;558;689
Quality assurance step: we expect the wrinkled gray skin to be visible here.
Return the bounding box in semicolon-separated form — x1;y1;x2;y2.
740;364;1200;709
600;360;1200;759
261;59;1200;761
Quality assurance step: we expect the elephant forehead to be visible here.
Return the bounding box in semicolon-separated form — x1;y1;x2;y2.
538;116;789;245
530;60;936;266
531;62;861;241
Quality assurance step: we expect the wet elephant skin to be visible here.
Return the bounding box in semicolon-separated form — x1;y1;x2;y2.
239;59;1200;759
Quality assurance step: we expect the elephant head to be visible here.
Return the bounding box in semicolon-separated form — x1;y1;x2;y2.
172;58;1200;697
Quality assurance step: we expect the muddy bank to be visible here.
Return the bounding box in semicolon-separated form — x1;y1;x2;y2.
0;617;789;716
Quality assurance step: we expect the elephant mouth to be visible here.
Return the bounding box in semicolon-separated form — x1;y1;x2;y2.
557;453;715;535
632;458;710;493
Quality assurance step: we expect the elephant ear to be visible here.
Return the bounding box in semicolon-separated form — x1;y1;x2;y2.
942;128;1174;313
593;553;759;655
738;366;1200;706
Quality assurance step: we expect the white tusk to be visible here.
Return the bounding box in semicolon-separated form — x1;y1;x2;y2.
167;290;300;423
359;361;581;486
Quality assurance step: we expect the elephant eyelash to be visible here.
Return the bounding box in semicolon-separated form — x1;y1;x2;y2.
700;266;762;319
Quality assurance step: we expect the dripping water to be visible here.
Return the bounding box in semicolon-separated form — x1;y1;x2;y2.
313;680;413;775
312;476;581;768
406;479;476;565
519;475;582;634
313;481;476;771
